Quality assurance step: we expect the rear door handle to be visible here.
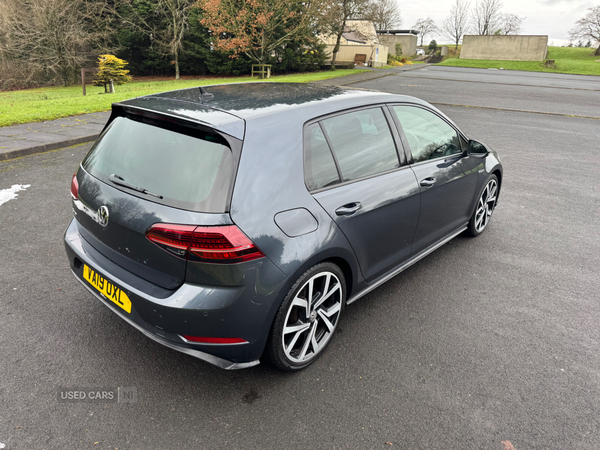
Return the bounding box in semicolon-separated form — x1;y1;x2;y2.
335;202;362;216
420;177;436;187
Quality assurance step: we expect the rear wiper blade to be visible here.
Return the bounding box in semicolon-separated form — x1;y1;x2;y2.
108;174;163;199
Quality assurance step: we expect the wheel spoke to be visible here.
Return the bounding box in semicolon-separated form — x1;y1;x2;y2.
310;328;321;353
317;310;336;333
298;322;317;360
475;214;484;228
283;321;310;335
313;281;340;311
285;327;307;354
291;297;308;310
321;301;341;318
322;273;331;298
306;279;314;318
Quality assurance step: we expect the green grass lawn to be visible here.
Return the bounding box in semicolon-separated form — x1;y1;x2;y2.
438;46;600;76
0;70;356;127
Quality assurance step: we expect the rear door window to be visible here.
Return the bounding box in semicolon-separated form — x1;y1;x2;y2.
321;108;399;182
82;116;234;212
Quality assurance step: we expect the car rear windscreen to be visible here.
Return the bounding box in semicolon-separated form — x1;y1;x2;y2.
82;116;234;212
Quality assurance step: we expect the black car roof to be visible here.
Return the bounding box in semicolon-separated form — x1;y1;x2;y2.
115;82;429;140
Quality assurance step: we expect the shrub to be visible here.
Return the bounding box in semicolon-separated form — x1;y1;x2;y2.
93;55;132;94
395;43;403;56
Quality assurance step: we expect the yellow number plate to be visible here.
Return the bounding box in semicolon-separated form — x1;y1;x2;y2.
83;264;132;313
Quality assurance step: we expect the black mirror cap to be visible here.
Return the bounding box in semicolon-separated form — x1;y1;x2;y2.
468;139;489;155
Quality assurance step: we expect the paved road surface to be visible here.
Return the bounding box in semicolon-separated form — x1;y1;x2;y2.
355;66;600;119
1;68;599;450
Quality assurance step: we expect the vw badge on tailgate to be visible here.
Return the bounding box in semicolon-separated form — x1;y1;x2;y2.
97;206;109;227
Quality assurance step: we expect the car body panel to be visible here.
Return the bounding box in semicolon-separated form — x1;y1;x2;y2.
313;167;421;282
409;155;480;252
116;96;246;140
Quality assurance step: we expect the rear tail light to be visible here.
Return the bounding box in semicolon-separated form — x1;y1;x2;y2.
146;223;265;264
145;224;196;258
70;173;79;200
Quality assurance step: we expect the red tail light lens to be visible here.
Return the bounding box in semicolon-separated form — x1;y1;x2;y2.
146;223;264;263
146;224;196;258
189;226;264;263
70;173;79;200
181;335;248;344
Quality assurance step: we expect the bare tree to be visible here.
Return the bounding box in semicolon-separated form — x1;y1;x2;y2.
120;0;195;80
441;0;471;50
412;17;438;46
569;6;600;56
0;0;115;87
499;13;525;35
319;0;373;68
368;0;402;30
472;0;503;35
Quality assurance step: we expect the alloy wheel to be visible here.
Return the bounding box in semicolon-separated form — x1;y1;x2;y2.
474;179;498;233
281;271;343;364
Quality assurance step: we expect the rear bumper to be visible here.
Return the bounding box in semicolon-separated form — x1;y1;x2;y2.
64;218;288;369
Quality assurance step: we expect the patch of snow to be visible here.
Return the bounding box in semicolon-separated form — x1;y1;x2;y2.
0;184;31;208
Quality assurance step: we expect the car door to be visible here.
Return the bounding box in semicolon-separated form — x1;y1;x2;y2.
305;106;421;283
389;104;481;253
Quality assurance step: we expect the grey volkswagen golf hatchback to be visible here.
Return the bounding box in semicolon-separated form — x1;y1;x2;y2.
64;83;502;371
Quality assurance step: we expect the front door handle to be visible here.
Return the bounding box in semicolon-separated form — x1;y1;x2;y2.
420;177;436;187
335;202;362;216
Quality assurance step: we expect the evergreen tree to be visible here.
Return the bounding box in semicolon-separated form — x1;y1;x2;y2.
93;54;132;93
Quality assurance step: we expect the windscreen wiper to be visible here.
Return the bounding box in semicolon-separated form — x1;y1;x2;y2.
108;174;164;199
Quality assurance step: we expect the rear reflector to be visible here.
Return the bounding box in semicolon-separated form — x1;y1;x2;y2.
181;335;248;344
70;173;79;200
146;223;264;263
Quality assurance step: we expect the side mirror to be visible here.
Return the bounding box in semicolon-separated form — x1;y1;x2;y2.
468;140;488;155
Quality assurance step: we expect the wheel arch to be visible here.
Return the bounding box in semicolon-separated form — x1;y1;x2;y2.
268;247;360;322
322;256;355;300
491;168;502;203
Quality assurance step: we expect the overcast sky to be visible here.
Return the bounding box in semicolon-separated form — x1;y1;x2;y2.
399;0;597;46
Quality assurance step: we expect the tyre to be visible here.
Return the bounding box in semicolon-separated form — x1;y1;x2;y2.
467;174;499;237
266;262;345;371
